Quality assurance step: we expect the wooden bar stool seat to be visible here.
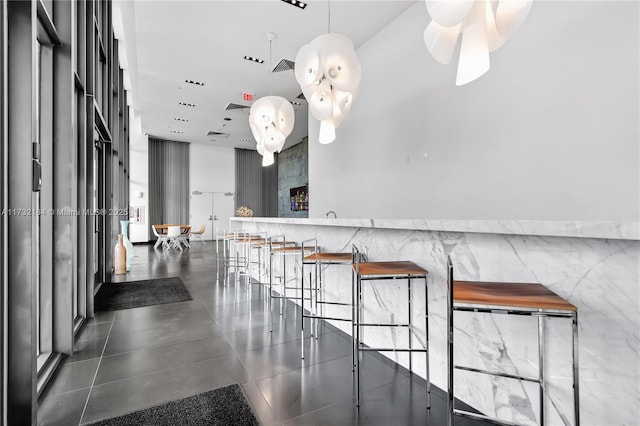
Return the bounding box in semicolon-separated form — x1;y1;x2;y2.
300;239;355;363
268;236;316;331
352;245;431;409
224;232;265;285
447;256;580;426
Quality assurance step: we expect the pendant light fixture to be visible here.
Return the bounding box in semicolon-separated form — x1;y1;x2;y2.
294;0;361;144
423;0;533;85
249;32;295;167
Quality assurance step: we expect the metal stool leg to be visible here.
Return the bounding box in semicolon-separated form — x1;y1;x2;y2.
408;277;413;373
301;255;306;359
425;274;431;409
447;259;454;426
355;267;362;407
352;263;356;371
269;251;274;332
573;312;580;426
539;315;545;426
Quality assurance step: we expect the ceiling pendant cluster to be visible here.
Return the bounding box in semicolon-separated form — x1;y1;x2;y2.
249;95;294;166
294;0;361;145
294;33;361;144
423;0;532;85
249;32;295;167
245;0;533;165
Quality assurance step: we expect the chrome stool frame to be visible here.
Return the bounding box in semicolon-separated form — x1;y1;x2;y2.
447;255;580;426
223;232;265;286
268;235;315;332
300;238;355;365
352;245;430;409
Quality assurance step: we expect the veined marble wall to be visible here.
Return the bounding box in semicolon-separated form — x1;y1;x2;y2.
233;218;639;426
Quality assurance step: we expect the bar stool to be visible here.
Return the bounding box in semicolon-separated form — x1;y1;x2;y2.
446;255;579;426
223;231;262;284
248;235;273;284
300;238;355;364
352;245;430;408
268;235;315;331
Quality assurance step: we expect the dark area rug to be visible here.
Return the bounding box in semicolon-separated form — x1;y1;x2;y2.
85;384;259;426
94;276;192;312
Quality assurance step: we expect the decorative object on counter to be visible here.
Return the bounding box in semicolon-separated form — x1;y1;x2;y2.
114;234;126;275
249;32;295;167
423;0;532;85
120;220;134;271
294;0;361;144
235;206;254;217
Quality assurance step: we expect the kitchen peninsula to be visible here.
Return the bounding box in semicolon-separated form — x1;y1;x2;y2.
232;217;639;426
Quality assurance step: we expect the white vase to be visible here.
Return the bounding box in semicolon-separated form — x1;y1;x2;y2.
120;220;134;272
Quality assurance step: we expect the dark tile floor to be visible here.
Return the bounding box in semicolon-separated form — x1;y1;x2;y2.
38;243;488;426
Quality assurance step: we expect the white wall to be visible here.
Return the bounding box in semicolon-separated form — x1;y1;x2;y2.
129;131;235;242
129;111;149;243
189;144;235;240
309;1;639;221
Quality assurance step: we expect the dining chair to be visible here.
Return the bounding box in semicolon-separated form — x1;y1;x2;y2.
151;225;168;250
166;225;183;251
189;224;206;245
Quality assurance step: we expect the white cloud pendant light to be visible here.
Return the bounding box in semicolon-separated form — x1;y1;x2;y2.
249;95;295;167
295;33;361;144
423;0;533;85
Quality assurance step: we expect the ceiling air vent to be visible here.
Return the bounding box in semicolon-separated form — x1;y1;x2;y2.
272;59;295;73
206;131;229;137
224;102;250;111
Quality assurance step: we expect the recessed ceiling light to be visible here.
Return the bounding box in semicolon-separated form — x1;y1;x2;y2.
170;130;184;134
174;118;189;122
281;0;307;9
291;101;301;106
185;79;205;86
244;55;264;64
240;138;249;142
179;102;196;107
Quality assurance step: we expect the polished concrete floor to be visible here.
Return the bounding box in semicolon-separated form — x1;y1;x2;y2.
38;243;488;425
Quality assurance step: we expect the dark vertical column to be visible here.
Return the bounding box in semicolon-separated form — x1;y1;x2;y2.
103;140;113;283
1;0;7;423
84;0;95;317
75;0;87;321
6;0;37;423
52;0;74;354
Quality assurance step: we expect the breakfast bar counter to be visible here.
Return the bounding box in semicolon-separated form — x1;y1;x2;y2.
231;217;639;425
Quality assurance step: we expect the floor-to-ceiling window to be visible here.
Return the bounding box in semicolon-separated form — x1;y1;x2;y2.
2;0;130;421
35;19;56;374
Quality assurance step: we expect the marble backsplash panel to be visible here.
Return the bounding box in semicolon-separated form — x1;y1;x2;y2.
234;220;639;426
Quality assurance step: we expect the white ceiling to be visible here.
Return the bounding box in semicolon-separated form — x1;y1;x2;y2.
117;0;417;151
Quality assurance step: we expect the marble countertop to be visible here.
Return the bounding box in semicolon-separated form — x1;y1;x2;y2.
231;217;639;240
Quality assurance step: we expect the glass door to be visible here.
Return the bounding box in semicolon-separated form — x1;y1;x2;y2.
92;132;105;290
35;28;55;372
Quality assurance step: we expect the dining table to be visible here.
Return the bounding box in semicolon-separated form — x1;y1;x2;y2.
154;224;191;234
154;224;192;249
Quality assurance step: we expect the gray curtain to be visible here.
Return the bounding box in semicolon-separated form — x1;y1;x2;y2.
235;149;278;217
148;138;190;239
